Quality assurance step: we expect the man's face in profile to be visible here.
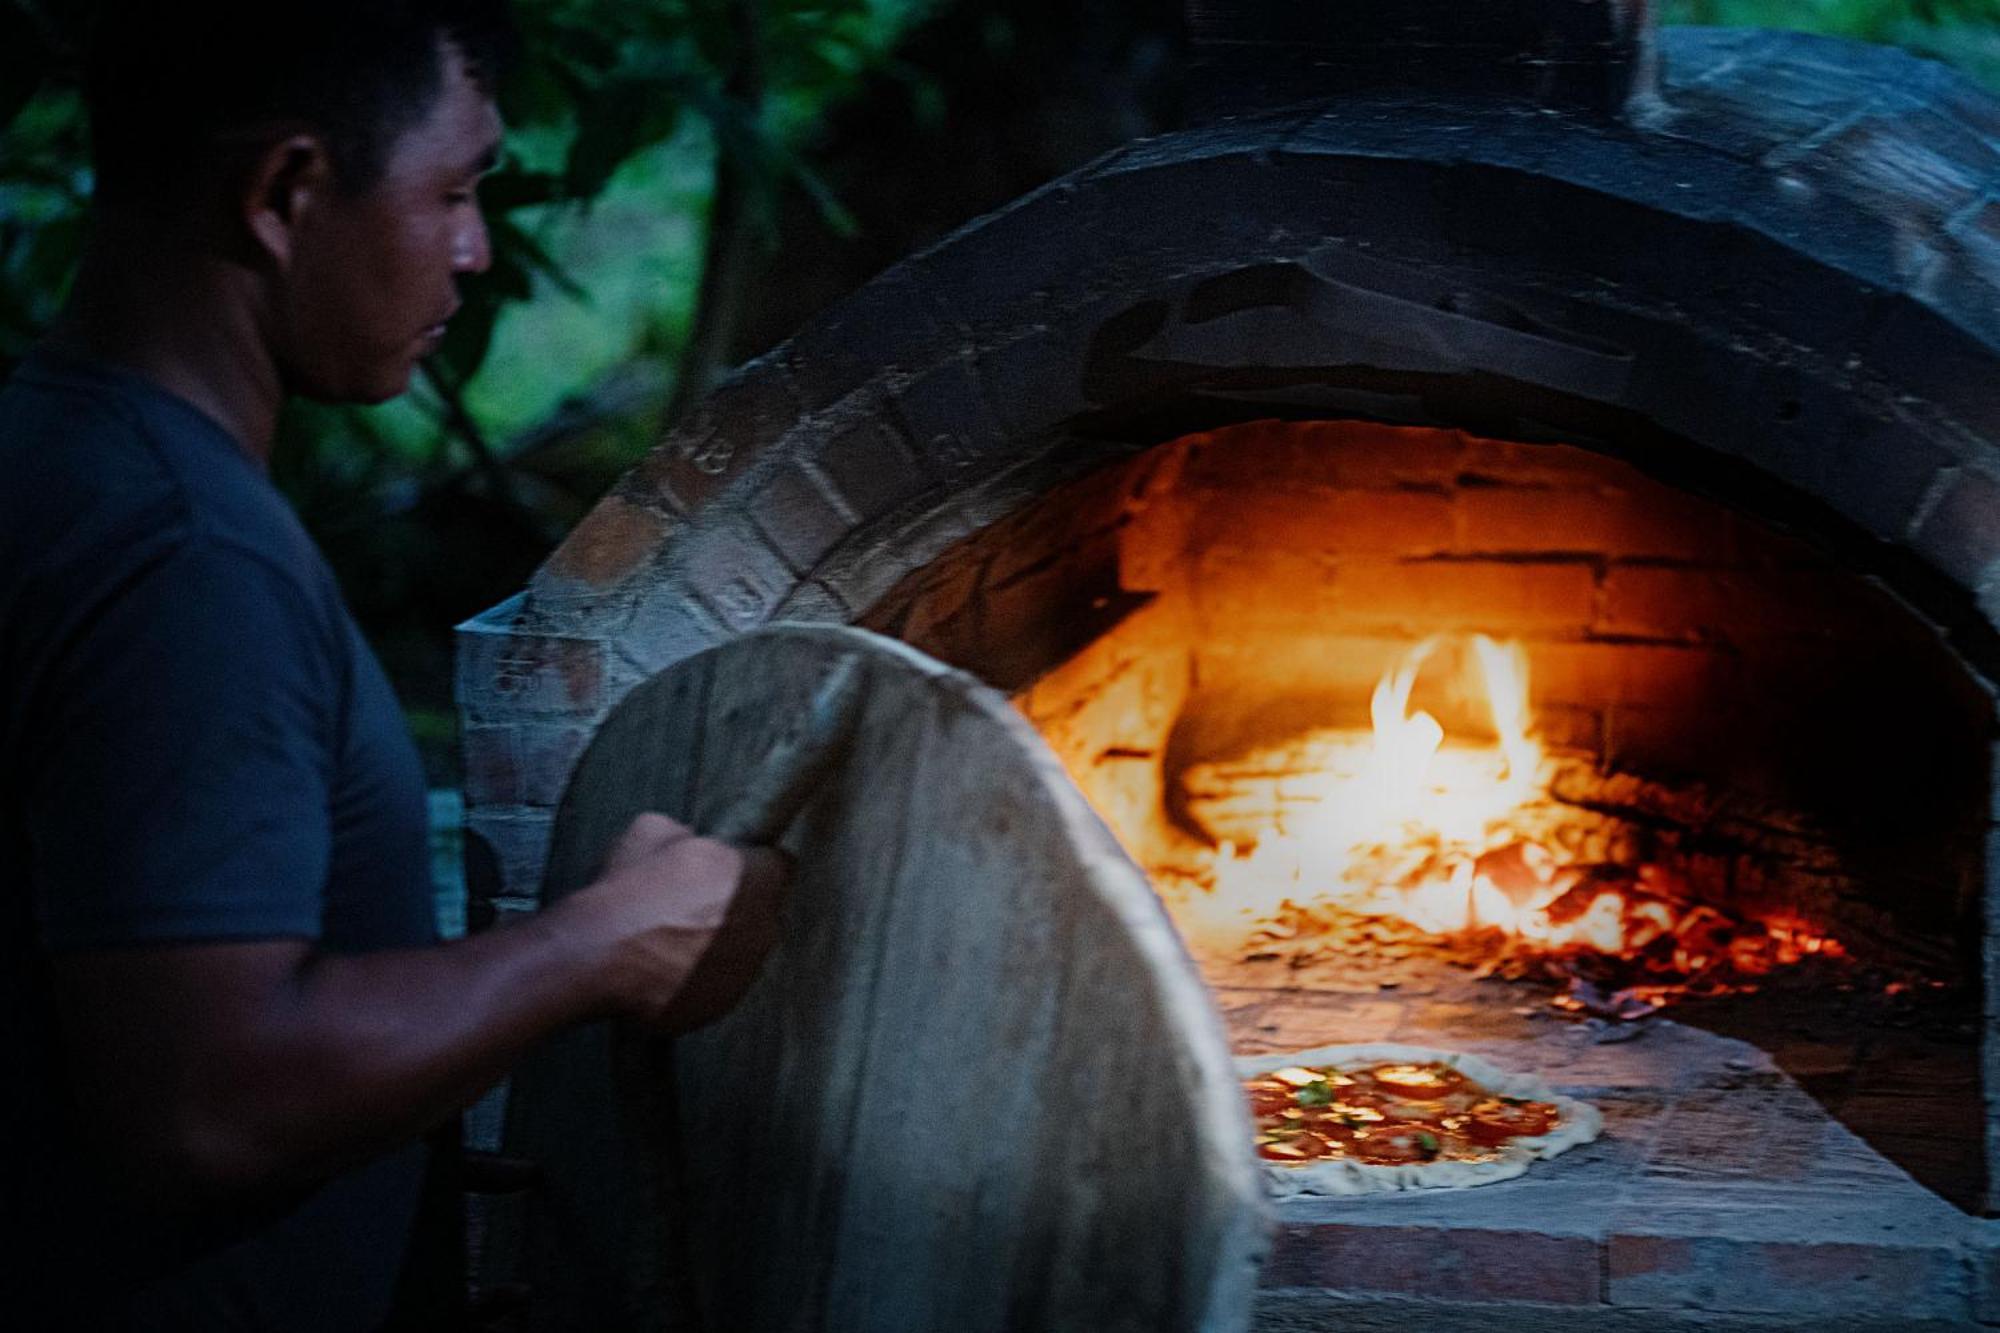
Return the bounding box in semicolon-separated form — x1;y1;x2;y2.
271;41;503;405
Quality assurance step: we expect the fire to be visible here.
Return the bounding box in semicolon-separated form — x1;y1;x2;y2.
1172;635;1847;1002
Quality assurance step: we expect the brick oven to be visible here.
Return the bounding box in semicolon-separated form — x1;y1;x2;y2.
459;2;2000;1326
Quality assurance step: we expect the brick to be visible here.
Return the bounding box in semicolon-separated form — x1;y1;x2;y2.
675;519;800;633
1328;559;1598;635
460;725;521;808
1188;487;1455;558
974;322;1096;445
513;723;597;809
949;549;1140;692
1606;1232;1971;1319
1192;632;1406;705
1912;466;2000;590
1178;419;1466;492
1076;154;1301;289
536;495;670;594
455;624;622;721
769;577;854;623
810;418;932;525
1786;106;1993;219
1264;1224;1602;1305
617;584;727;676
782;270;946;411
890;353;1009;475
860;544;989;653
912;180;1106;336
1809;415;1956;545
1456;482;1739;562
633;357;801;516
1189;547;1341;643
1530;642;1738;709
747;462;855;576
1457;437;1657;489
1595;566;1856;641
463;808;556;904
461;723;596;811
980;461;1135;592
1864;303;2000;448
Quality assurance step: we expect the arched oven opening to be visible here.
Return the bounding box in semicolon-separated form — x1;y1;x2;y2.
861;415;1992;1211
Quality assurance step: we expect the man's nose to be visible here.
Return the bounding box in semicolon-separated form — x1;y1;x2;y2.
454;211;492;276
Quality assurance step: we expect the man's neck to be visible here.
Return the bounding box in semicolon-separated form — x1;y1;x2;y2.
48;216;285;464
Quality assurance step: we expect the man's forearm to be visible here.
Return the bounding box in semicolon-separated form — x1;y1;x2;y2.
59;890;679;1210
214;907;629;1190
56;820;769;1215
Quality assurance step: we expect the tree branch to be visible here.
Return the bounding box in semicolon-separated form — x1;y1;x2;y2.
661;0;767;432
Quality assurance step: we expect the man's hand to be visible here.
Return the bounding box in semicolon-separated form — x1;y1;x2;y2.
552;812;789;1033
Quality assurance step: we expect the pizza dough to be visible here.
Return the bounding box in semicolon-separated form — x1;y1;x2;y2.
1236;1042;1603;1197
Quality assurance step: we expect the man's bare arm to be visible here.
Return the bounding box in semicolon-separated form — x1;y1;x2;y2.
52;813;785;1212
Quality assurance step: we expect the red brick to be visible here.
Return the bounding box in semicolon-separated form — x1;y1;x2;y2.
1329;558;1597;634
747;462;857;576
457;627;619;721
1595;566;1857;641
633;359;801;515
1608;1233;1971;1318
459;725;521;808
1459;437;1640;486
1188;487;1456;558
1189;547;1341;641
1191;632;1407;705
538;496;671;593
864;549;990;657
1530;641;1739;709
1177;419;1465;493
1264;1224;1602;1304
1456;482;1739;561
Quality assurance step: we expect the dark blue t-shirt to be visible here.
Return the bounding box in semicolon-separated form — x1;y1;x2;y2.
0;350;439;1328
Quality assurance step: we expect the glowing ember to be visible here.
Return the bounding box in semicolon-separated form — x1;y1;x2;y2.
1165;635;1849;1003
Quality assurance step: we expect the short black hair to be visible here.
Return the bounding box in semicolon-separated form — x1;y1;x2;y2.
85;0;517;209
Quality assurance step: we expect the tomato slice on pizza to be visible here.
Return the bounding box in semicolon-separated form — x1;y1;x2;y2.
1238;1044;1603;1195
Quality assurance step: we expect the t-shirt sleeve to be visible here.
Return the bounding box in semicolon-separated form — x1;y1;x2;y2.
24;539;340;948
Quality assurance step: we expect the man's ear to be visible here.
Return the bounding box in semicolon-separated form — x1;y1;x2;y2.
242;133;335;270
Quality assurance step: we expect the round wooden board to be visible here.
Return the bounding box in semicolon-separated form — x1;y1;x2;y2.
532;624;1266;1332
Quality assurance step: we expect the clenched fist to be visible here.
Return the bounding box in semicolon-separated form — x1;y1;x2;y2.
555;812;790;1033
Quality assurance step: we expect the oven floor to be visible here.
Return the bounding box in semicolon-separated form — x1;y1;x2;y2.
1206;954;2000;1329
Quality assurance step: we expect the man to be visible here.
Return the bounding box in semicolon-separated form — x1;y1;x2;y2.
0;2;786;1327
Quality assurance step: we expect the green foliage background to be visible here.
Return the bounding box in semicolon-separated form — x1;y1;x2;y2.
5;0;2000;771
1658;0;2000;83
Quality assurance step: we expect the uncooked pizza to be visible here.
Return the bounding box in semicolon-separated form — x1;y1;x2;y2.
1238;1042;1603;1196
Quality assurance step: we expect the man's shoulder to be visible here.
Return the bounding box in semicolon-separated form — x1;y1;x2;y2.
0;352;326;597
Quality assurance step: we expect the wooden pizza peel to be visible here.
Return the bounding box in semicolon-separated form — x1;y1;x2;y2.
511;624;1267;1332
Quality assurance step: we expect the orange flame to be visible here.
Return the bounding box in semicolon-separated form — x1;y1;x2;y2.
1184;635;1846;991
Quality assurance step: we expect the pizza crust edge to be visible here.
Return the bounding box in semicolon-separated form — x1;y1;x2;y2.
1235;1042;1605;1197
